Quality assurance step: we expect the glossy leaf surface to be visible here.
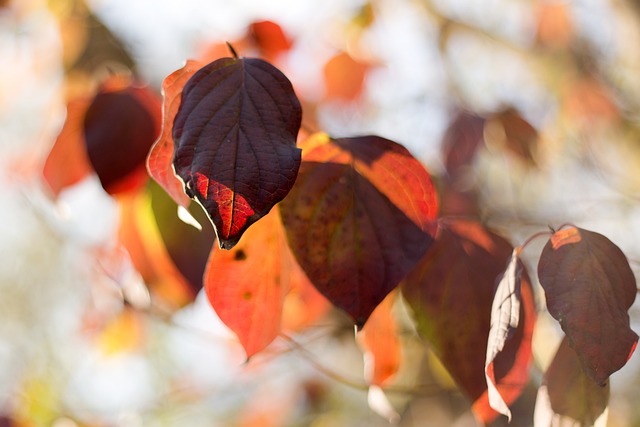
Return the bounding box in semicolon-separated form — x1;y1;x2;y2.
147;60;204;208
402;220;536;423
537;226;638;385
204;207;310;358
173;56;302;249
280;133;438;328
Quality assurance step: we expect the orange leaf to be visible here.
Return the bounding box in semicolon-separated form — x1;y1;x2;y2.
119;189;197;310
42;98;93;196
536;1;574;49
358;290;401;386
147;60;203;208
204;206;306;358
249;20;293;60
538;226;638;385
281;271;330;332
323;51;369;101
280;133;438;328
402;219;536;424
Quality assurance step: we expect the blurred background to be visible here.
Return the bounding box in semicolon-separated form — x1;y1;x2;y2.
2;0;640;425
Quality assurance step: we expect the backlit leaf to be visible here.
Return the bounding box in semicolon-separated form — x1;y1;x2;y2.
402;219;536;424
84;76;162;194
174;56;302;249
537;226;638;385
323;51;369;101
42;98;93;196
204;206;309;358
147;59;204;208
534;338;609;427
485;249;523;421
118;187;198;310
249;20;293;60
280;133;438;328
358;290;401;386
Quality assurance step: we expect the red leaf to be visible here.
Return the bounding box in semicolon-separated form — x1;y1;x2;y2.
204;206;308;358
249;20;293;59
43;98;93;196
534;337;609;426
84;76;162;195
401;219;536;424
280;133;438;328
147;60;204;208
173;56;302;249
537;226;638;385
358;290;401;386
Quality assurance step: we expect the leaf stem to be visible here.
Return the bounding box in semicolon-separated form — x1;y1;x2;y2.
517;229;554;255
278;333;447;396
226;41;239;59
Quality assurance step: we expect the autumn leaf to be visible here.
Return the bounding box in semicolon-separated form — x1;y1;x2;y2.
42;98;93;196
323;51;369;101
401;219;536;424
358;290;401;386
439;111;485;217
485;108;538;165
534;338;609;427
485;249;523;421
118;187;199;310
249;20;293;60
537;226;638;385
280;133;438;328
147;59;204;208
173;55;302;249
204;206;310;358
84;75;162;194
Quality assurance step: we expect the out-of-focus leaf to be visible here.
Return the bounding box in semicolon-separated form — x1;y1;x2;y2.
562;78;619;126
534;338;609;427
535;1;574;49
42;98;93;196
173;56;302;249
323;51;369;101
485;249;523;421
249;20;293;59
439;111;485;217
358;290;401;386
147;60;203;208
204;206;309;358
281;268;331;332
486;108;538;165
402;219;536;424
441;111;486;177
149;180;215;294
537;226;638;385
119;188;197;310
280;133;438;328
98;307;145;355
84;75;162;195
